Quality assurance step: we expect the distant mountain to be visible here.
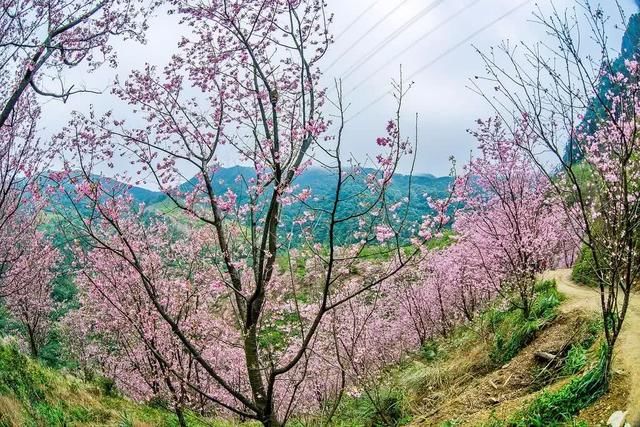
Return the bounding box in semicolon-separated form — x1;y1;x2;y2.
41;172;166;208
171;166;453;243
45;167;452;244
174;166;452;211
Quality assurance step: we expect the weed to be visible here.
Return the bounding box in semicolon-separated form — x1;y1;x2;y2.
562;344;587;375
504;343;609;426
488;280;561;366
420;341;440;362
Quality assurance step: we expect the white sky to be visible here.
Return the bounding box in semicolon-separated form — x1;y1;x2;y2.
40;0;638;179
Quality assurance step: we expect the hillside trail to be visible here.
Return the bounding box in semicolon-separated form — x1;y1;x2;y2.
544;269;640;425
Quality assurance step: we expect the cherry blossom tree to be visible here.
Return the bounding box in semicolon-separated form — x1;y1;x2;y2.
0;0;154;292
1;0;153;126
64;220;230;425
1;229;58;358
52;0;455;420
454;118;573;317
474;1;640;381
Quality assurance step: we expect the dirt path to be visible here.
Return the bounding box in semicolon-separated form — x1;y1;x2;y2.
544;269;640;425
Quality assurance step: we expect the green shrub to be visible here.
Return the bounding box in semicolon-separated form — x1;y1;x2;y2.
508;343;609;426
562;345;588;376
96;375;119;397
490;317;540;365
488;280;561;365
328;388;410;427
420;341;440;362
571;246;597;287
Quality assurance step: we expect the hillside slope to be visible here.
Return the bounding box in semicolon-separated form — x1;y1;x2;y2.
545;269;640;425
0;273;633;426
0;340;212;427
322;277;631;427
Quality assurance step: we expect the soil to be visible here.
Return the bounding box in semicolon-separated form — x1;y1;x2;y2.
411;312;597;426
409;270;639;426
545;269;640;426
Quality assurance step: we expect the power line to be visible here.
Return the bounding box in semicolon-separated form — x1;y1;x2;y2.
345;0;532;123
341;0;446;81
346;0;483;95
325;0;413;72
334;0;382;40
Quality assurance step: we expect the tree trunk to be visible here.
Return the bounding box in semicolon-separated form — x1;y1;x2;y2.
26;325;38;358
175;406;187;427
602;333;617;390
260;415;281;427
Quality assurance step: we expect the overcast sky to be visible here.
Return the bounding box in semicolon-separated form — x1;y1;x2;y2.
41;0;639;179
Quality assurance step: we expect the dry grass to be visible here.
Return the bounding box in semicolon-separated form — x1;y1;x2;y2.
404;311;599;426
0;395;24;426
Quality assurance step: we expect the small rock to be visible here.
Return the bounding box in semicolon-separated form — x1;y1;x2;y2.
608;410;629;427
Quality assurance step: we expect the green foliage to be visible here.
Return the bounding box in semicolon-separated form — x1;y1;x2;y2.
531;280;563;318
0;271;80;370
424;230;456;250
419;341;440;362
562;345;587;376
488;344;609;427
329;388;410;427
0;340;212;426
488;280;561;366
562;318;602;377
571;245;598;287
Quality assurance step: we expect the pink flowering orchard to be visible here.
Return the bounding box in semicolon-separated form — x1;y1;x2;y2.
476;3;640;381
454;118;574;317
55;1;455;425
0;0;628;424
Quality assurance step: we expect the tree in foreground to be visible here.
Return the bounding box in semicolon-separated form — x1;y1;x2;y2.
1;230;58;358
0;0;153;294
56;1;453;424
475;1;640;382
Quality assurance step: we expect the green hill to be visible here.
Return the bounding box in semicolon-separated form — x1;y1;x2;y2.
0;340;214;427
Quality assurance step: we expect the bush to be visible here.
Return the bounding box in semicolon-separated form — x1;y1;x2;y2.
328;388;410;427
571;246;597;287
509;343;608;426
562;345;587;376
488;280;561;365
420;341;440;362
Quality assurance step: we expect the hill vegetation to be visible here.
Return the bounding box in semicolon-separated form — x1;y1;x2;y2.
0;340;213;427
0;0;638;425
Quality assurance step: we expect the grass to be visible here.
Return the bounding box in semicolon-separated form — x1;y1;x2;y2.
482;317;607;427
507;344;608;426
562;344;588;376
571;245;598;287
0;338;214;427
487;280;562;366
312;387;411;427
